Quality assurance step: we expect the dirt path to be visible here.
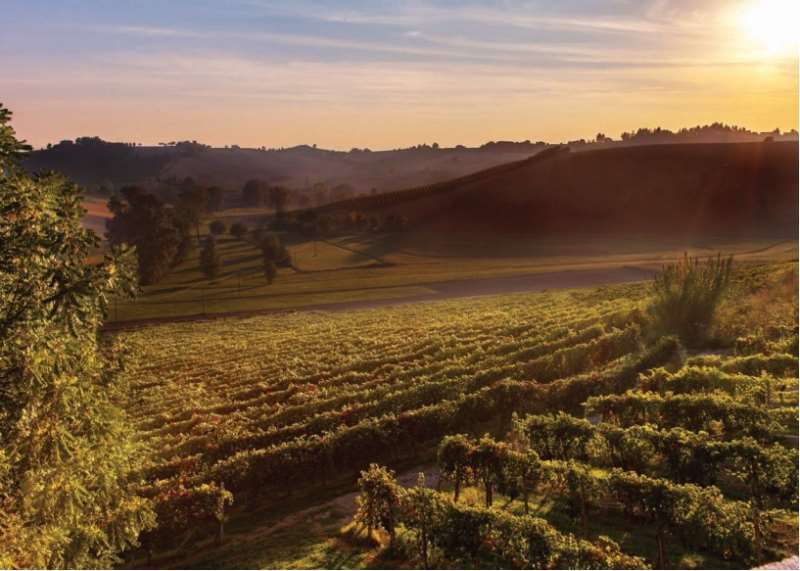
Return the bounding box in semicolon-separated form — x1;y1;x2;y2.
248;464;439;543
104;265;655;331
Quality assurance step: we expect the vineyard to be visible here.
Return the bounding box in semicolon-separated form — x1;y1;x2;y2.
117;261;799;567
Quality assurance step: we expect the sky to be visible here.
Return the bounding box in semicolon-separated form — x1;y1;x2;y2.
2;0;798;149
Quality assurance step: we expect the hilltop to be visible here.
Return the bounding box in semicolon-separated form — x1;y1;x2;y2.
22;138;545;197
319;141;799;239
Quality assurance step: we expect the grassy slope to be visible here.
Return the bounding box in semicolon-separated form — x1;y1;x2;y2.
321;141;799;237
110;228;796;322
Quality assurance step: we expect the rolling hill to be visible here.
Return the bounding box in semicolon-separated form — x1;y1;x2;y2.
320;141;799;239
22;138;545;196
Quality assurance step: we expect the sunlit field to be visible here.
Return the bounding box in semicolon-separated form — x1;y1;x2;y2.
115;261;798;568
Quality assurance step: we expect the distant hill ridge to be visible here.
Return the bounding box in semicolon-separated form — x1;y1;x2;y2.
319;141;799;239
23;123;796;198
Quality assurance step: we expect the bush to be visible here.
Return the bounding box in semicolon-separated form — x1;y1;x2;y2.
648;254;732;346
209;220;227;235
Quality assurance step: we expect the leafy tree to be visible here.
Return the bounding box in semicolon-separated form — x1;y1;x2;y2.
505;450;543;513
0;103;155;567
107;187;185;284
355;464;402;544
200;236;221;280
209;219;227;235
649;253;732;346
559;463;603;536
517;412;595;461
469;435;510;507
438;434;473;501
230;222;248;240
402;473;444;568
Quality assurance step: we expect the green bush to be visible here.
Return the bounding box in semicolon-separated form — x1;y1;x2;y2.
649;253;732;346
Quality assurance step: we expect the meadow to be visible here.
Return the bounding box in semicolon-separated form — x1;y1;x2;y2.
117;259;799;569
108;222;797;323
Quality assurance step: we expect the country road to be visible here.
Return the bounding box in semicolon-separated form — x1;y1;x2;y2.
104;264;656;331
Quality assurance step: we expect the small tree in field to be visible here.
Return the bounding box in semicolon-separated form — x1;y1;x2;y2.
230;222;247;240
355;464;402;545
438;434;473;502
209;220;226;235
200;236;221;279
649;253;732;346
263;259;277;284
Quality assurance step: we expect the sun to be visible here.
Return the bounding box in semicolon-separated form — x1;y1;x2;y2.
738;0;800;55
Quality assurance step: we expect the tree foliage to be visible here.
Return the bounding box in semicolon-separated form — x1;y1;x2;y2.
0;103;154;568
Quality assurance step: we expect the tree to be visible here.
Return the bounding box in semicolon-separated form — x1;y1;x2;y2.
268;186;289;223
209;219;227;235
0;104;155;568
260;233;289;274
207;186;224;212
106;187;187;284
438;434;473;501
200;236;221;280
560;463;603;536
469;435;509;508
242;179;267;207
230;222;248;240
402;473;444;568
355;464;402;544
263;259;277;284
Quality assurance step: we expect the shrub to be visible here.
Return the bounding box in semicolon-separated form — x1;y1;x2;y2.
648;253;732;346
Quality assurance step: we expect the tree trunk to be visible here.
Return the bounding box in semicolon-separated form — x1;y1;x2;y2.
217;520;224;546
656;526;666;570
752;506;763;563
454;478;461;502
523;492;529;514
421;531;429;569
580;501;588;536
485;481;493;508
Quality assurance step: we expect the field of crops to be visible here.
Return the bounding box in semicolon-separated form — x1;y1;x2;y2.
358;336;799;568
117;262;799;567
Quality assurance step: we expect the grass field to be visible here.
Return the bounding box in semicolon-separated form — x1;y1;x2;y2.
116;260;798;569
108;226;797;323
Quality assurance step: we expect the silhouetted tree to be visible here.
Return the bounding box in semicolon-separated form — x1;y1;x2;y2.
200;236;221;280
207;186;224;211
106;187;184;284
242;179;268;207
